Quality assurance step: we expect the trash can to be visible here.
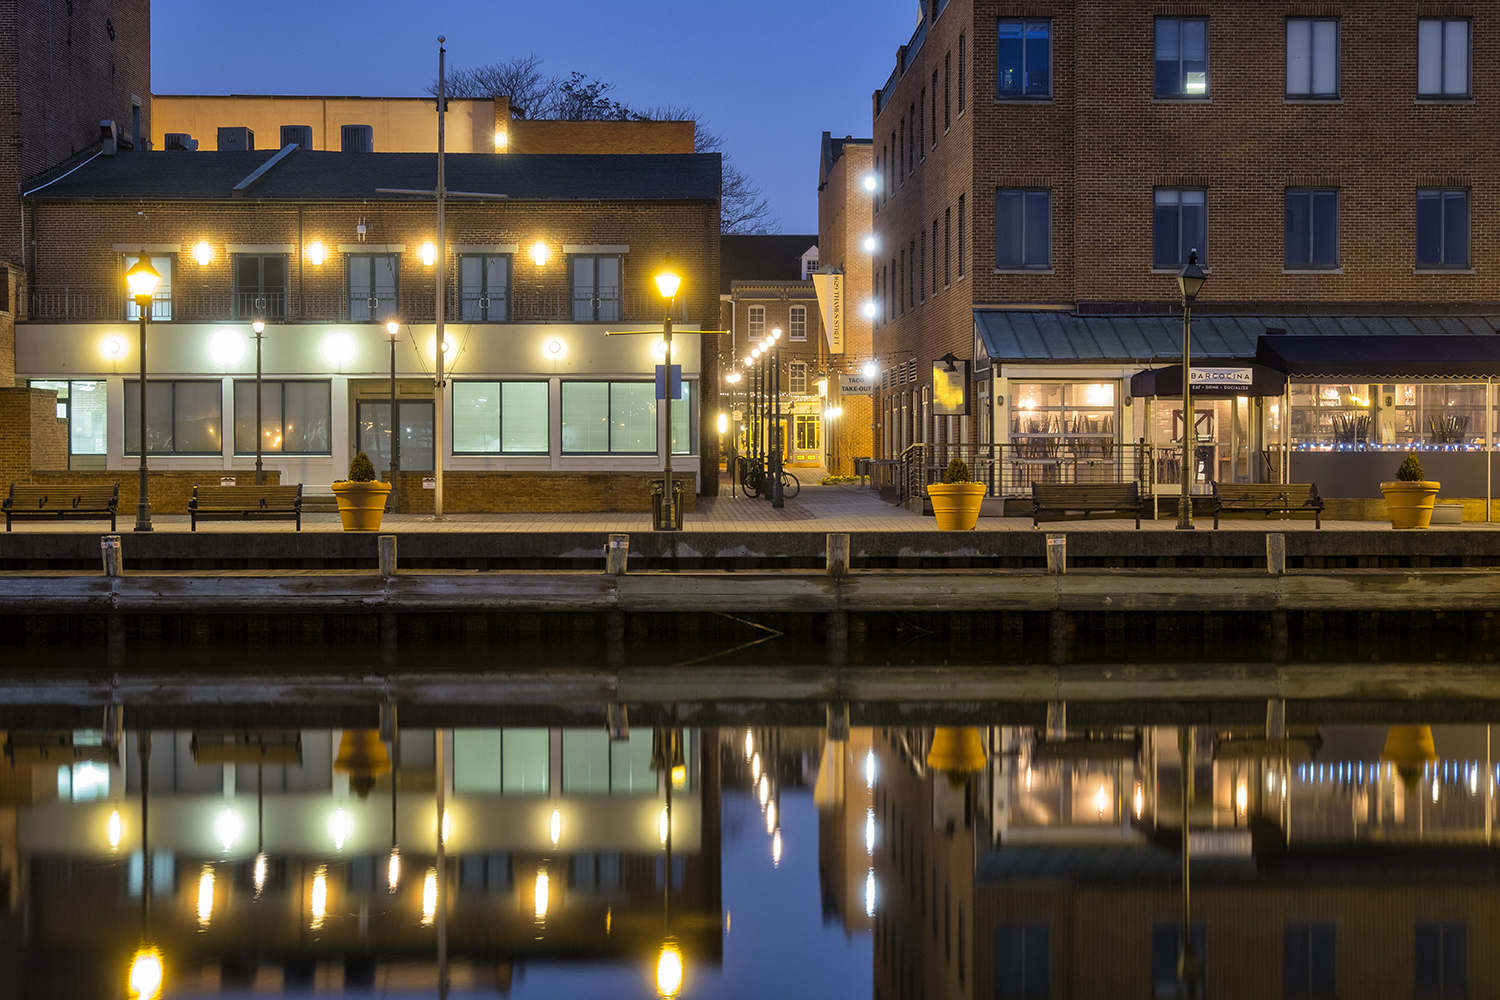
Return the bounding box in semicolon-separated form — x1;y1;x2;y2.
650;480;684;531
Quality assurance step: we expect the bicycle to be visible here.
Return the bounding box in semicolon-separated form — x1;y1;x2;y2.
776;469;801;499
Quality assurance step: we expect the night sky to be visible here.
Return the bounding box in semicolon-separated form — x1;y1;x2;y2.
151;0;918;234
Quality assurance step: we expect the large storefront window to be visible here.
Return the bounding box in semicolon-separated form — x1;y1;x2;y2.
232;381;332;455
561;381;695;456
1010;382;1117;458
453;381;549;454
30;380;106;456
1289;382;1489;450
124;381;221;455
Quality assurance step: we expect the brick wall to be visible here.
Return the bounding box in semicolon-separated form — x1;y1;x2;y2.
388;470;697;514
495;98;696;154
0;387;65;484
819;137;877;465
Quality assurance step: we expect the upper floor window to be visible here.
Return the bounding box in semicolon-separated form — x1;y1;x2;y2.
233;254;286;320
996;189;1052;270
1418;19;1470;98
1285;189;1339;269
998;20;1051;99
748;305;766;340
458;254;510;321
958;33;966;112
789;361;808;394
1153;188;1207;268
1155;18;1208;98
789;305;808;341
1286;18;1338;98
123;254;172;321
1416;189;1470;268
571;255;621;322
347;253;397;322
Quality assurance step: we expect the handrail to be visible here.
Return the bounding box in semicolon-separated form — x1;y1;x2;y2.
897;441;1156;503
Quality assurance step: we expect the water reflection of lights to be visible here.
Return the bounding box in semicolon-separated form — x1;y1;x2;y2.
1235;783;1248;815
865;808;875;856
658;808;670;844
744;730;754;760
1133;782;1144;820
550;809;562;846
422;869;438;926
441;810;452;846
752;752;761;781
108;809;123;849
329;809;351;850
215;807;243;851
766;801;777;834
128;945;164;1000
197;866;215;927
1025;766;1033;791
772;829;783;867
864;749;876;790
310;867;328;930
1433;780;1441;803
758;775;769;806
864;869;876;917
534;869;550;920
253;852;268;897
1094;784;1108;818
671;764;687;788
387;848;401;893
656;939;684;998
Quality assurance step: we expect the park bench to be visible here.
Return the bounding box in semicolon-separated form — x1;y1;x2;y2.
1211;482;1323;529
3;483;119;531
1031;482;1143;529
189;484;303;531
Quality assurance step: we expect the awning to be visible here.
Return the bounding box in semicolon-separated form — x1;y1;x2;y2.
1256;334;1500;380
1131;362;1287;398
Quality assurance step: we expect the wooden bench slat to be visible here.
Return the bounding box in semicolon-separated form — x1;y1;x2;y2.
1211;482;1323;529
4;482;118;531
1032;482;1143;529
189;484;303;531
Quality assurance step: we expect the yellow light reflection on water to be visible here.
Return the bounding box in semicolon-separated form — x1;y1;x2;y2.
388;848;401;892
422;869;437;926
534;869;550;920
128;945;163;999
658;808;670;844
108;810;123;849
197;867;215;927
310;867;328;930
656;939;684;998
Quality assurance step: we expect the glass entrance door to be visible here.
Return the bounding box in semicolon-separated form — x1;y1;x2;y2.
357;400;435;473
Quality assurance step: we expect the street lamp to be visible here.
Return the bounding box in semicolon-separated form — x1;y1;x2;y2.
770;327;784;508
1176;249;1208;530
252;318;266;485
386;320;401;513
125;255;160;532
655;270;681;531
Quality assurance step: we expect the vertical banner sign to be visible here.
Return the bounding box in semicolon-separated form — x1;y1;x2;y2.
932;358;971;416
654;364;683;400
811;272;845;353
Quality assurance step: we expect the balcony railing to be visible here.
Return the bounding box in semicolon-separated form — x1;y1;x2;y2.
26;285;690;325
897;441;1156;503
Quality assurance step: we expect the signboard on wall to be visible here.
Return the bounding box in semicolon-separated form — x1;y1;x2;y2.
932;358;971;416
1190;367;1254;389
839;373;873;396
811;272;845;353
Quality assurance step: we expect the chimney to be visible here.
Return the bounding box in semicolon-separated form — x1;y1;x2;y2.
492;95;512;152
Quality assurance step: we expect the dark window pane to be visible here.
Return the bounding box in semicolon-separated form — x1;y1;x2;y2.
997;191;1024;267
262;256;285;290
1416;193;1443;265
1154;203;1178;268
1311;192;1339;265
1025;192;1051;266
1182;20;1207;95
1443;193;1469;265
998;21;1025;95
1285;192;1311;267
1024;21;1050;96
1181;195;1206;264
1156;19;1180;94
235;256;260;291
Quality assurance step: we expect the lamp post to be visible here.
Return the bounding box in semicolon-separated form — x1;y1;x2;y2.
770;327;784;508
724;371;741;497
125;256;160;532
656;270;681;530
252;318;266;485
1176;249;1208;530
387;320;401;514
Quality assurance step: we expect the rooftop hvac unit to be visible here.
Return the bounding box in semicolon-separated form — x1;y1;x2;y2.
217;126;254;151
341;124;373;153
164;133;198;151
280;124;313;149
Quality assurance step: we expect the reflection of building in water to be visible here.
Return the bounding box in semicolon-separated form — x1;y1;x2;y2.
0;725;721;997
815;727;876;935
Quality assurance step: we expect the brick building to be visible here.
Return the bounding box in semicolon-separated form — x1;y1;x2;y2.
14;142;722;509
870;0;1500;512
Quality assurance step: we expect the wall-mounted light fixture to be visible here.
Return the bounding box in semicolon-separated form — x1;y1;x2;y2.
531;241;549;266
208;329;245;366
421;242;436;266
494;130;508;149
305;241;327;266
101;334;129;361
321;332;356;366
545;338;564;358
193;242;213;266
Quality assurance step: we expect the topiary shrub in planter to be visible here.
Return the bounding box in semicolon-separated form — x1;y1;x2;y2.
926;456;986;530
1380;452;1440;529
331;451;393;531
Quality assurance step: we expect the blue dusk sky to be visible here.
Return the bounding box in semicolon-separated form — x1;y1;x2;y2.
152;0;920;234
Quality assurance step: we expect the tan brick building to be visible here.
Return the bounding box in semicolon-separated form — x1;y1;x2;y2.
14;143;722;509
869;0;1500;511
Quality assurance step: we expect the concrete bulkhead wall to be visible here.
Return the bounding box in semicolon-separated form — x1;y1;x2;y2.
389;471;697;515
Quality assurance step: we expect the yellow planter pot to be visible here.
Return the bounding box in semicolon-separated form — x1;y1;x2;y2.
1379;480;1440;529
331;481;392;531
927;482;986;531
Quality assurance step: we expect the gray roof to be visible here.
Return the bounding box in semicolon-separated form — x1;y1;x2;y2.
720;234;818;293
975;310;1500;365
22;149;723;203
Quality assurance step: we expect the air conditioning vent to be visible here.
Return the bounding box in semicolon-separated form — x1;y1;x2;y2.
280;125;314;150
164;133;198;151
216;126;254;152
341;124;373;153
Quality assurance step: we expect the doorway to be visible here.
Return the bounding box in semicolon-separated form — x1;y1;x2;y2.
357;400;435;473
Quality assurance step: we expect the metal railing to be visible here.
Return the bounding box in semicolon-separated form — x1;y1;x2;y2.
26;284;690;324
897;441;1156;504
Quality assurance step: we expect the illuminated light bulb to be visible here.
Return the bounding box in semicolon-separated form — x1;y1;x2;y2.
193;241;213;266
421;242;436;266
657;940;684;998
865;808;876;856
530;241;549;267
758;775;769;806
310;868;328;929
1236;783;1248;815
863;175;877;191
253;852;268;896
658;808;670;844
862;301;878;318
534;869;549;920
321;332;356;366
386;319;399;336
421;869;437;926
865;750;876;790
550;809;562;846
863;361;878;378
745;731;753;760
128;946;164;1000
655;340;669;356
772;829;783;867
197;866;215;927
864;868;876;917
766;801;777;833
863;236;877;252
108;810;123;849
1134;782;1144;820
208;327;246;365
441;810;452;846
388;848;401;892
546;338;563;356
216;807;243;851
102;335;128;360
1094;784;1108;818
305;241;327;266
752;753;761;781
329;808;351;850
494;130;508;149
